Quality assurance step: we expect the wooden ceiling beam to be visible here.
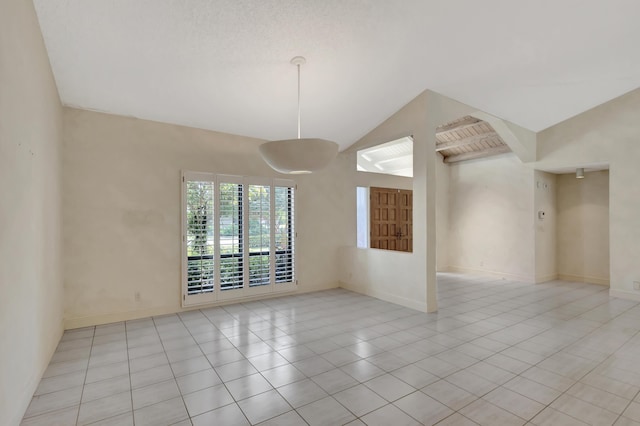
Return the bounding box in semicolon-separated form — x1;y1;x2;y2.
444;145;511;163
436;116;482;134
436;132;499;152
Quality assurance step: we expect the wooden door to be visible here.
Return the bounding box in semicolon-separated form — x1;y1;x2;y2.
397;190;413;252
369;187;413;252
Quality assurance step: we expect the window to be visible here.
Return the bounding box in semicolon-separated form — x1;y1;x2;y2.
248;183;271;287
219;178;243;291
185;175;215;296
356;187;369;248
182;172;296;306
274;185;295;283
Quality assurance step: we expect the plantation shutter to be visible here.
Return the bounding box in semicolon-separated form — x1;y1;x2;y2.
247;183;271;287
182;173;297;306
274;181;295;284
218;178;244;291
182;172;216;305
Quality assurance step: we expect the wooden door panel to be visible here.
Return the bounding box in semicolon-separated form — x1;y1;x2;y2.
370;187;413;252
397;190;413;252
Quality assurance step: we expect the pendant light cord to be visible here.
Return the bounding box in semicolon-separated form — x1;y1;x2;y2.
297;62;301;139
290;56;306;140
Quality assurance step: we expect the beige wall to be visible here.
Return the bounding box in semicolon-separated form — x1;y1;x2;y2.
347;150;449;272
338;94;432;310
0;1;64;425
447;154;536;281
536;88;640;299
335;156;449;309
534;171;558;282
556;171;610;285
436;155;450;271
337;90;534;310
62;108;350;328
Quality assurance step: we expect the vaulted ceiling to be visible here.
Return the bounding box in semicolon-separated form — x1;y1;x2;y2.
33;1;640;151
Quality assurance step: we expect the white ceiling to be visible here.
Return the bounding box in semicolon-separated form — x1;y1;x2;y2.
33;1;640;151
537;163;610;175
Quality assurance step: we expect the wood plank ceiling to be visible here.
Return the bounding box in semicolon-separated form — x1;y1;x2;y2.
436;116;510;163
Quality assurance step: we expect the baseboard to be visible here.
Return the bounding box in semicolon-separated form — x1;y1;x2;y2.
535;274;559;284
447;265;535;283
65;282;339;329
610;289;640;302
338;281;428;312
558;274;610;286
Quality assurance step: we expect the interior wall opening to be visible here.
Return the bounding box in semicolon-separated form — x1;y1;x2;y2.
556;168;610;286
355;137;414;253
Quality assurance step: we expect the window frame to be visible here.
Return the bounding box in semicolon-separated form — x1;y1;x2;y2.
182;171;297;307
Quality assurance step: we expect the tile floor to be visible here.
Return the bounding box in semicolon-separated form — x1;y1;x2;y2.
20;273;640;425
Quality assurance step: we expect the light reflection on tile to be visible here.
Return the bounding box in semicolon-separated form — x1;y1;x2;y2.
22;273;640;425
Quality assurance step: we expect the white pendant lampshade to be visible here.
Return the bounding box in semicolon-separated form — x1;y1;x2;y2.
576;167;585;179
259;138;339;174
259;56;339;174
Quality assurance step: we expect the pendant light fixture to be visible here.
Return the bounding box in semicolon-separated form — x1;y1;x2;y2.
259;56;339;174
576;168;585;179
